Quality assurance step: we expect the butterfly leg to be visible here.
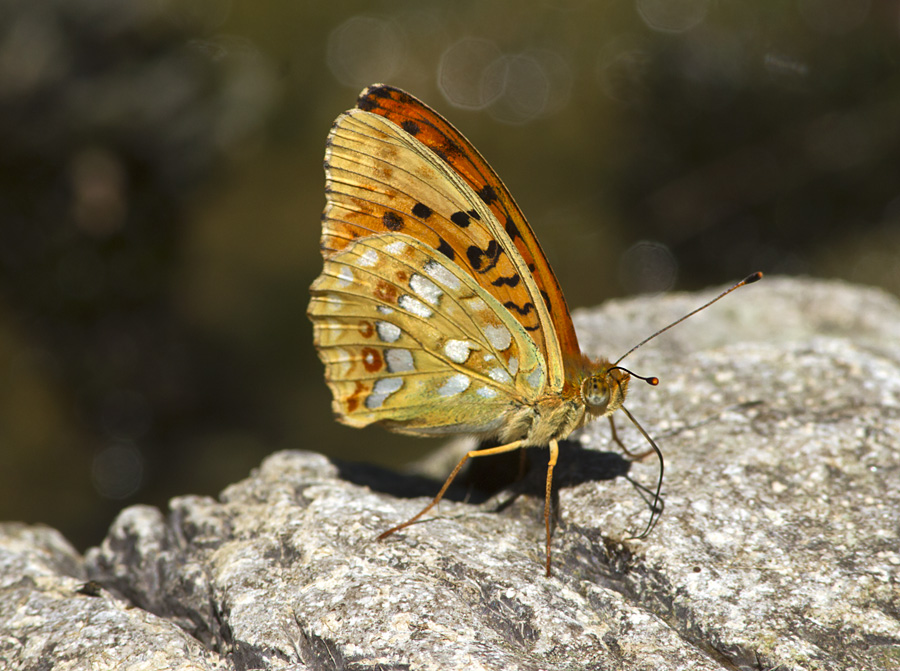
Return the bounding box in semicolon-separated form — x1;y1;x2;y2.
608;416;654;460
543;439;559;577
377;440;525;541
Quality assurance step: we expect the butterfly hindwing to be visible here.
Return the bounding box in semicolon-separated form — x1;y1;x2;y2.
309;233;546;435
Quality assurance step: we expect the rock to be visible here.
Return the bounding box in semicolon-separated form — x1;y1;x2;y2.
0;522;229;670
1;277;898;670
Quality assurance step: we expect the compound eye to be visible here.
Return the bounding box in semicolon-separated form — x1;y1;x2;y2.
582;376;610;409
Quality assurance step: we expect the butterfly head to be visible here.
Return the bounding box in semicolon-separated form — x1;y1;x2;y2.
581;364;630;418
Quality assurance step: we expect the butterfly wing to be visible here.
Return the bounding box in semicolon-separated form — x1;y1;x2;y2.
309;232;546;435
355;84;582;379
317;86;576;392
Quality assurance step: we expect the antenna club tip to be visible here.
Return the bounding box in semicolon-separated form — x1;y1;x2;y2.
744;271;763;284
647;377;659;386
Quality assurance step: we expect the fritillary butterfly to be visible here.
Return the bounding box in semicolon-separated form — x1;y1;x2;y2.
308;84;761;575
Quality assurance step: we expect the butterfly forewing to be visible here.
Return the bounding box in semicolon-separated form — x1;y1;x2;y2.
309;232;546;435
356;84;581;366
321;100;567;391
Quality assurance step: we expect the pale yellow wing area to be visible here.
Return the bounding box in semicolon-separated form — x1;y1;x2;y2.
320;107;564;391
308;233;546;436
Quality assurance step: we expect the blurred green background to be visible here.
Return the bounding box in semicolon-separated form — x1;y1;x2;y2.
2;0;898;551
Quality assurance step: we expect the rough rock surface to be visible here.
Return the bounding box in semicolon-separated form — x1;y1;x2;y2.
1;277;898;671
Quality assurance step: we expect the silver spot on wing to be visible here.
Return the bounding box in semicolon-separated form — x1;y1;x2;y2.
410;274;442;306
398;294;433;319
443;339;475;364
437;373;471;397
376;321;401;343
366;377;403;409
385;348;415;373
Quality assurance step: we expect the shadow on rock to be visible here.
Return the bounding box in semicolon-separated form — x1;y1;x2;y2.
334;439;635;509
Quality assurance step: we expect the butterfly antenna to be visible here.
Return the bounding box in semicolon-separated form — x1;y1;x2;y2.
619;404;664;538
608;365;658;387
614;272;762;367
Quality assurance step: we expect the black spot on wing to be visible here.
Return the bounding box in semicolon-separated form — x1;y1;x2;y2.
503;301;536;316
412;202;432;219
357;96;377;112
401;120;420;136
466;245;481;269
466;240;501;273
437;237;455;261
358;85;392;111
466;209;481;221
540;290;551;309
382;211;404;231
478;184;498;206
451;211;471;228
505;216;521;241
491;273;520;288
441;139;464;161
484;240;500;270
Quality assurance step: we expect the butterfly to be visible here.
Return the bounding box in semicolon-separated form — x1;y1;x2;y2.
308;84;760;575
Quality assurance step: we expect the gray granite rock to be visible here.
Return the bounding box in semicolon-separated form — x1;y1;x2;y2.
0;522;230;670
1;277;898;670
